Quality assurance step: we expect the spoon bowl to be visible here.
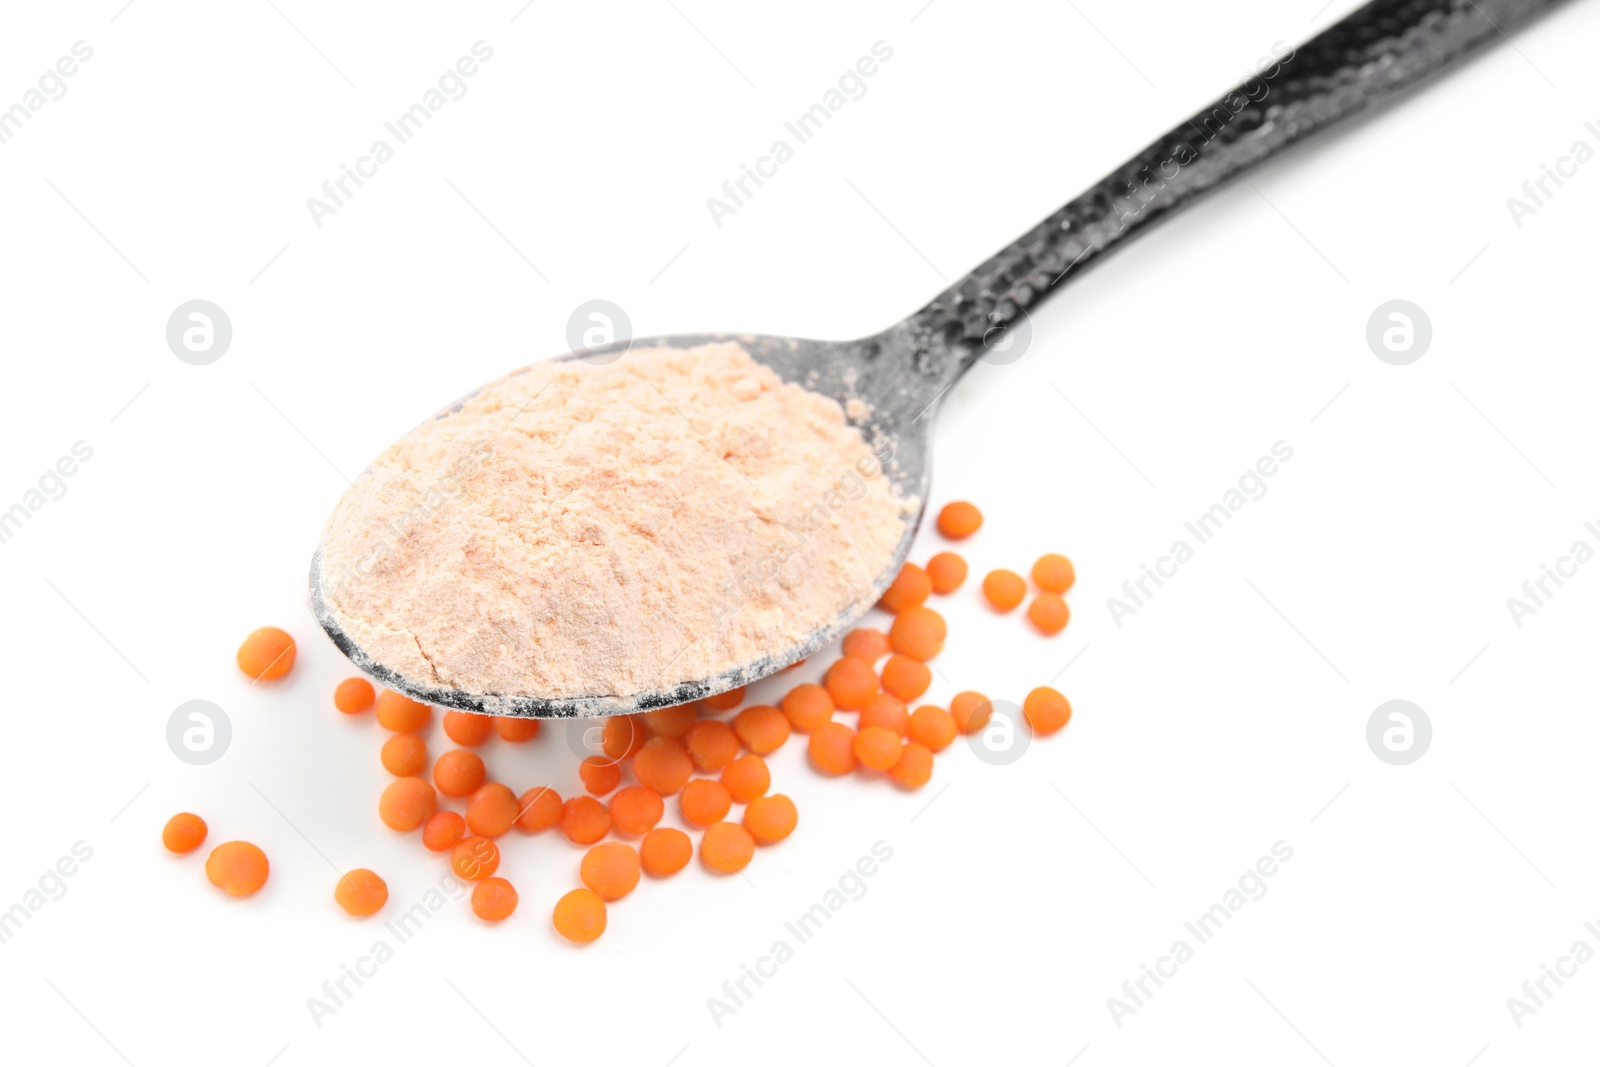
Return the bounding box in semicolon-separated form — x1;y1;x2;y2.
309;326;959;719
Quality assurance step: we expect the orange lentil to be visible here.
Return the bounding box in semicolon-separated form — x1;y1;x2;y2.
602;715;645;761
334;677;375;714
784;657;808;670
1032;553;1076;593
636;736;696;793
890;606;947;660
450;836;500;881
982;569;1026;612
721;754;770;803
236;627;295;681
380;733;427;777
581;842;641;900
703;686;746;712
889;742;934;789
433;749;486;798
824;657;878;710
949;691;993;735
466;783;520;838
1027;593;1070;635
926;551;968;594
375;690;432;733
908;705;958;752
1023;686;1073;735
680;779;733;827
853;726;903;771
859;693;910;735
516;786;563;834
471;877;518;922
162;812;207;854
335;869;388;917
379;777;437;831
553;887;607;943
642;704;696;738
206;841;269;897
700;822;755;874
842;627;893;662
781;683;835;732
609;786;665;836
936;501;983;540
733;704;790;754
559;795;612;845
494;717;540;743
640;827;692;877
808;721;858;775
880;654;931;702
579;756;623;796
422;811;466;852
743;794;797;844
879;563;932;614
443;710;493;747
683;722;738;774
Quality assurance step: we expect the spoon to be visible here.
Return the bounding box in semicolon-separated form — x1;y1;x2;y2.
311;0;1564;718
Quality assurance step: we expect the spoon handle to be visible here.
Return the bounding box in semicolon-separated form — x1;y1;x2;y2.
902;0;1566;365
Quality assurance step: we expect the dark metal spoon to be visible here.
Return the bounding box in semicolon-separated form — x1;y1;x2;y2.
311;0;1567;718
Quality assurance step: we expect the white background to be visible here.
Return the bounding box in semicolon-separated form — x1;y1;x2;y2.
1;0;1597;1064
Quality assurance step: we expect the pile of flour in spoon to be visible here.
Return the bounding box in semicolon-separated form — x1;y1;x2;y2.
318;341;912;700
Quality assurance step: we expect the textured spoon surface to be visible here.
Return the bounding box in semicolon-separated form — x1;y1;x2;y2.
311;0;1566;718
